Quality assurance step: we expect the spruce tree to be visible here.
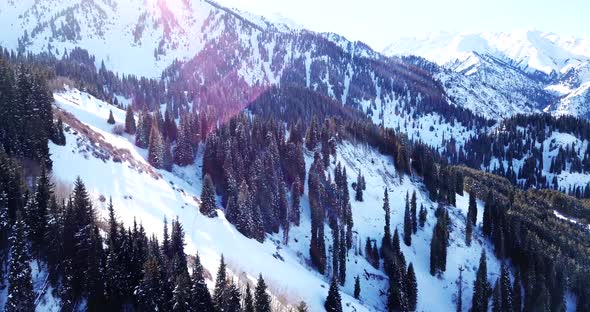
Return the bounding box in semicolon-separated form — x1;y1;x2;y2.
213;255;228;312
296;301;309;312
354;275;361;299
125;105;136;134
403;193;412;246
291;178;301;226
235;180;255;240
492;280;501;312
0;193;6;281
255;274;272;312
191;254;214;312
244;283;255;312
325;278;343;312
406;263;418;312
225;279;242;312
339;227;346;285
163;138;173;171
456;267;464;312
174;116;194;166
468;191;477;226
30;165;51;256
388;266;409;312
172;272;192;312
5;216;35;312
512;271;522;312
419;204;427;228
148;123;164;168
52;117;66;145
382;189;392;256
108;109;116;124
430;207;448;276
355;173;364;202
482;192;493;237
465;211;473;247
200;174;218;218
500;263;513;312
135;257;164;311
471;250;490;312
332;226;340;281
170;218;188;278
411;191;417;234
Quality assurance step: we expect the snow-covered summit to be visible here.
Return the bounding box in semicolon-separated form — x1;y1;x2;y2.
384;30;590;75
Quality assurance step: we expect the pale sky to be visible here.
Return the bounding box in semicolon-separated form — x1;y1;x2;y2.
216;0;589;51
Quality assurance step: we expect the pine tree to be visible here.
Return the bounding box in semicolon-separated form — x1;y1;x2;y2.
108;109;115;124
200;174;218;218
471;250;490;312
468;191;477;226
325;278;343;312
411;191;417;234
403;193;412;246
419;204;427;228
5;215;34;312
354;275;361;299
213;255;228;312
406;263;418;311
255;274;272;312
191;254;214;312
244;284;255;312
125;105;136;134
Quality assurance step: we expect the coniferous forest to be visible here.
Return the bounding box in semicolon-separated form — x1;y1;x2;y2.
0;14;590;312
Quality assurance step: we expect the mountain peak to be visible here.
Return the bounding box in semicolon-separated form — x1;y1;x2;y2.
384;30;590;75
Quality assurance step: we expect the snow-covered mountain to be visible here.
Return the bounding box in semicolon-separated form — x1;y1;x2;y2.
43;86;504;311
385;31;590;119
0;0;489;150
384;30;590;75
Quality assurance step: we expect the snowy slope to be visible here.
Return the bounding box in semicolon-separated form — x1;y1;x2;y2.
386;31;590;120
48;87;503;311
550;82;590;118
485;130;590;192
435;53;552;119
0;0;246;77
384;30;590;75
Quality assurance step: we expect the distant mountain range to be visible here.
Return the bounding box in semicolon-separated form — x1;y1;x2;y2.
384;30;590;119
